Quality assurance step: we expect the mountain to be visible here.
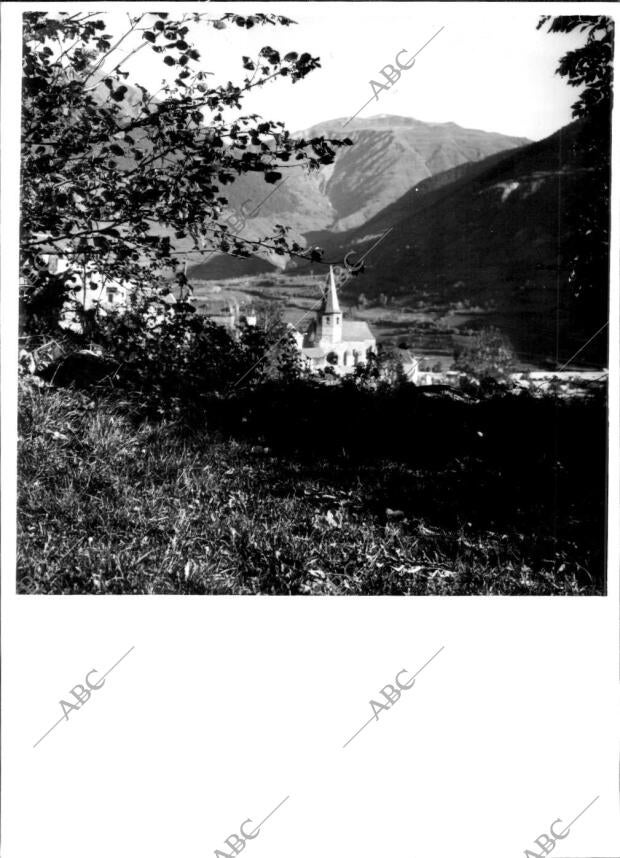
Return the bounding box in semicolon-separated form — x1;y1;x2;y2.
296;115;529;232
299;120;607;366
184;114;607;366
187;115;528;278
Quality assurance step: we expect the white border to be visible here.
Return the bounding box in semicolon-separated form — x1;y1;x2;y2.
2;5;619;858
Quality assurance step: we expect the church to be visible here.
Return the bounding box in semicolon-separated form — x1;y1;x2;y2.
297;267;376;374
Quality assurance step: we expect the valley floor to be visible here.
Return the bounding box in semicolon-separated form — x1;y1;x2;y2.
17;380;605;595
192;275;606;371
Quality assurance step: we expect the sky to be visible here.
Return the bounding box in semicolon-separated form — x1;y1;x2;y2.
108;2;588;142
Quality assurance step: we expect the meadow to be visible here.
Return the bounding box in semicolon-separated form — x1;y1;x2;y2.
17;375;606;595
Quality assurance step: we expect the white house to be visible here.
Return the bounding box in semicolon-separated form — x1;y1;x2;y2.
299;267;376;374
29;254;135;331
27;254;183;333
44;254;132;311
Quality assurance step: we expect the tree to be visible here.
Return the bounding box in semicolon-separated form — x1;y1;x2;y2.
351;347;405;389
254;299;285;332
275;329;304;382
538;16;613;124
537;16;614;340
20;11;352;329
235;306;301;385
453;328;515;380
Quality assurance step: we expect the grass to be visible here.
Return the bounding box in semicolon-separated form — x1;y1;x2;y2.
17;376;606;595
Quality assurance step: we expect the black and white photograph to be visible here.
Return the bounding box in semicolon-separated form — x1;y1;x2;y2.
2;4;620;858
13;4;614;595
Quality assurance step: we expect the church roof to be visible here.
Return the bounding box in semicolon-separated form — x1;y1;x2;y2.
341;320;374;341
324;267;341;314
302;346;327;359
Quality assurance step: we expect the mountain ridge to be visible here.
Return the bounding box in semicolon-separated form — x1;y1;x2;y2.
187;113;529;276
298;119;606;365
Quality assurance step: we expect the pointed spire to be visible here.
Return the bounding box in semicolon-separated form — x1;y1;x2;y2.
324;266;341;314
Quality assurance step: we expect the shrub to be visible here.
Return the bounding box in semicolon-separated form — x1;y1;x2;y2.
454;327;515;379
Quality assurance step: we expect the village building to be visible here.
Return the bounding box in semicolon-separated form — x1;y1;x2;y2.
27;254;136;332
509;369;608;397
196;295;240;331
399;349;465;386
32;254;133;316
299;267;375;374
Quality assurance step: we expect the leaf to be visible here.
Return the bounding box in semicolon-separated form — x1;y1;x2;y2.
45;429;69;442
264;171;282;183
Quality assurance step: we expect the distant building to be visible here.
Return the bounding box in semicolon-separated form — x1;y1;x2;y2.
196;296;239;331
25;254;134;331
299;267;375;373
510;370;607;397
399;350;463;386
36;254;132;316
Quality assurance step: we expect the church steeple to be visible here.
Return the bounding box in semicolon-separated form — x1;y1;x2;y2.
318;266;343;345
325;266;341;314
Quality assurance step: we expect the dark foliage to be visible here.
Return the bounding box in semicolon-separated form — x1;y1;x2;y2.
35;297;303;417
538;15;613;342
20;10;352;328
453;327;516;379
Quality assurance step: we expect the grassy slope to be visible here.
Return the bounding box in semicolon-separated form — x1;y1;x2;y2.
17;379;605;595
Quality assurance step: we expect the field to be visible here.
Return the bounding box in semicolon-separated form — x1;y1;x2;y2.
189;273;587;371
17;377;607;595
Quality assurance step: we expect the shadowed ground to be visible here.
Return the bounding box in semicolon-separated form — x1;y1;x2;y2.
17;377;606;595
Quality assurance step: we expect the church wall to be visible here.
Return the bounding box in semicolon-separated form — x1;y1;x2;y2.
319;313;342;345
319;339;375;373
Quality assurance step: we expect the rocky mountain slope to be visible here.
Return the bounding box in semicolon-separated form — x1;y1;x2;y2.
296;115;529;231
187;115;528;277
